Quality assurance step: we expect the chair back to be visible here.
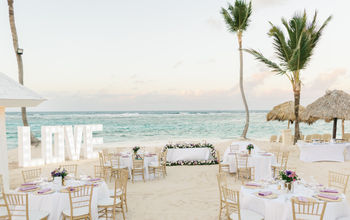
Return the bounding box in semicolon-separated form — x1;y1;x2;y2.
343;133;350;141
68;185;93;218
322;134;331;142
328;171;350;193
291;197;327;220
235;153;248;169
300;134;305;140
311;134;321;140
60;164;78;177
132;156;144;169
305;135;312;142
110;153;122;168
270;135;277;142
279;151;289;169
230;145;239;153
161;150;167;166
3;193;29;219
22;168;41;183
222;186;240;219
94;165;106;179
278;135;283;143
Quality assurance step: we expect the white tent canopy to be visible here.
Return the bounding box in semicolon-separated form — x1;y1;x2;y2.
0;72;45;190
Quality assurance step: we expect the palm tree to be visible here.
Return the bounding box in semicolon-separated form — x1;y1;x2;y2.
246;11;331;144
7;0;40;144
221;0;252;139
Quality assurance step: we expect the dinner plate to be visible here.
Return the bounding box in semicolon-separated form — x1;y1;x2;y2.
36;189;55;195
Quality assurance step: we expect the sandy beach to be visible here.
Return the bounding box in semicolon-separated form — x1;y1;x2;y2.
7;139;350;220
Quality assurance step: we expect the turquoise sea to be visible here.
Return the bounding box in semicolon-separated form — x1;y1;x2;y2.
5;111;348;149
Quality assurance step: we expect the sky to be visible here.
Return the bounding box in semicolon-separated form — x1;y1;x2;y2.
0;0;349;111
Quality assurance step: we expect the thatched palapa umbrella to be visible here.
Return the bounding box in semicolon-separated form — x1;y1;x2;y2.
267;101;316;128
303;90;350;139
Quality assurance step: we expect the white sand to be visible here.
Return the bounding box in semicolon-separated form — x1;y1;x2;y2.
7;139;350;219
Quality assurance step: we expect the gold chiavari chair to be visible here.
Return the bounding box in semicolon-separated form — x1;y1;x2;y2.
322;134;331;142
94;165;107;180
131;155;145;183
98;171;126;220
235;154;254;183
109;170;129;213
328;171;350;194
270;135;277;142
62;185;93;220
311;134;321;140
222;186;263;220
149;152;166;178
162;149;168;176
60;164;78;178
217;173;228;219
4;193;49;220
278;135;283;143
343;133;350;142
22;168;42;183
305;135;312;143
217;151;230;174
291;197;327;220
272;151;289;177
109;154;128;181
99;151;111;181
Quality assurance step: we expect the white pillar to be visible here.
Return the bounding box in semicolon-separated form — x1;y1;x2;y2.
0;107;9;190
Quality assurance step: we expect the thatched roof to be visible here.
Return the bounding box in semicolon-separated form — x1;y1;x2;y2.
267;101;316;124
303;90;350;121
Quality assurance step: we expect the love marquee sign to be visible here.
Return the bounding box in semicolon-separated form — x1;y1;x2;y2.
18;124;103;167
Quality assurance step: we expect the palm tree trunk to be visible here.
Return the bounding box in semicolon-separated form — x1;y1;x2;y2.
237;32;249;139
7;0;40;145
293;82;301;144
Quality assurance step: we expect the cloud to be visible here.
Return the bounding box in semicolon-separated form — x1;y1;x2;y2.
172;60;183;69
206;17;223;31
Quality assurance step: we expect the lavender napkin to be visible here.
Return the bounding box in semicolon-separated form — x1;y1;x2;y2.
245;183;261;187
88;178;101;182
318;193;339;200
258;191;272;196
20;186;38;191
37;188;51;194
320;189;338;193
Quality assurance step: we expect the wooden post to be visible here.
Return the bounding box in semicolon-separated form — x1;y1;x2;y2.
333;118;338;139
287;120;290;129
342;119;345;139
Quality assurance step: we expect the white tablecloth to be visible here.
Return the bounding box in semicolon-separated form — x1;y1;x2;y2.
298;142;348;162
18;180;109;220
240;183;350;220
166;148;211;162
223;153;275;181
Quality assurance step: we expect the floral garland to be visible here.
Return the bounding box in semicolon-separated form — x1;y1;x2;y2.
163;143;218;166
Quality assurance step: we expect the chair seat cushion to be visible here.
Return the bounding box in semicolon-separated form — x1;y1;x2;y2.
98;197;121;207
230;209;263;220
63;207;89;217
109;188;123;197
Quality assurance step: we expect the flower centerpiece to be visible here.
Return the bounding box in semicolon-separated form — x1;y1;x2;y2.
51;168;68;186
246;144;254;154
132;146;141;159
279;170;298;191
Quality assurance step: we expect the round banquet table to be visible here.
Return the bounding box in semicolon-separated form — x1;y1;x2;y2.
223;152;275;181
16;179;109;220
224;141;261;158
115;153;158;180
240;183;350;220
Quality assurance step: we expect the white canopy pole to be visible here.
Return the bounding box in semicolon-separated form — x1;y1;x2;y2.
0;107;9;190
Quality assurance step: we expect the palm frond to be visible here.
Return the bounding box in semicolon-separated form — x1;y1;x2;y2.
221;0;252;33
244;49;286;75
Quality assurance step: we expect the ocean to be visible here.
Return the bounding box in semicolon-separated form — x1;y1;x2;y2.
5;111;347;149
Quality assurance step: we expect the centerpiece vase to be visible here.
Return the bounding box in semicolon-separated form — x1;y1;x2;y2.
284;182;293;192
248;149;251;155
53;176;62;186
62;177;65;186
